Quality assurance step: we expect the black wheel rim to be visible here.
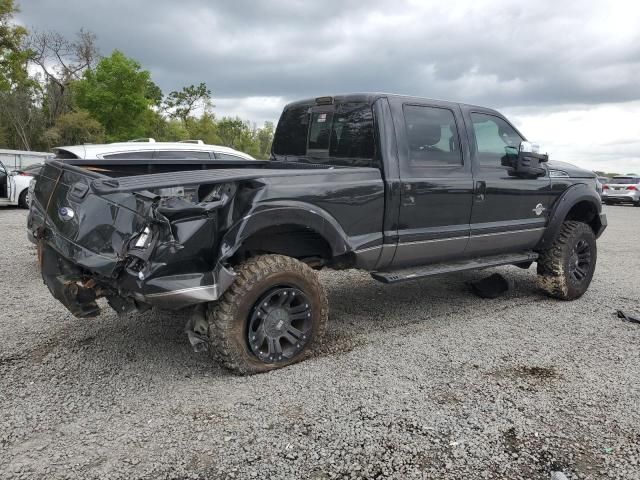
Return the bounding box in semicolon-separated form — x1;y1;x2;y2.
568;239;591;283
247;286;313;364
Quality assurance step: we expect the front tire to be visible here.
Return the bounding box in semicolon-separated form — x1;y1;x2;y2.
207;255;328;374
537;221;597;300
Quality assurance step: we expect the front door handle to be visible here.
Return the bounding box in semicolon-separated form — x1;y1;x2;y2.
475;181;486;201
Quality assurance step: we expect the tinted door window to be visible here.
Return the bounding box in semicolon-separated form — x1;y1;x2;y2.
103;151;154;159
403;105;462;166
470;113;523;166
156;150;212;159
329;103;375;160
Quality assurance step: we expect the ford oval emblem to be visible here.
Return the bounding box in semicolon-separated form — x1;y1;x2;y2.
58;207;75;221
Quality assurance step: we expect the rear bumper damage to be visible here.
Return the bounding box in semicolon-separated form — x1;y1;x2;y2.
38;236;236;318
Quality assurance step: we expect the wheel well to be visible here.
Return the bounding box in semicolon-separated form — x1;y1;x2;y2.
565;200;601;234
230;224;334;267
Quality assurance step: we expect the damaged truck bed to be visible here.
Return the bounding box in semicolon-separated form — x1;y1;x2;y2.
29;159;384;318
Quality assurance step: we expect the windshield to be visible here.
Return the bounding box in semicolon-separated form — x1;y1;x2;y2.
610;177;640;184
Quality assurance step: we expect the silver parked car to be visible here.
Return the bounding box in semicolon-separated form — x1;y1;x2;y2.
602;175;640;206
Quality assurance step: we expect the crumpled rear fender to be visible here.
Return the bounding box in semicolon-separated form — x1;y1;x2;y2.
217;201;352;261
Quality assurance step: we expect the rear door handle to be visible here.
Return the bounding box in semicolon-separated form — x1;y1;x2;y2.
403;183;415;206
475;181;486;201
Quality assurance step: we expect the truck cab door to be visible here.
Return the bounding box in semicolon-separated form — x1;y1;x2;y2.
0;161;9;201
387;100;473;268
463;108;552;255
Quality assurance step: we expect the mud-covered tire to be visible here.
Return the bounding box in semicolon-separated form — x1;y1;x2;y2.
537;221;597;300
206;254;328;374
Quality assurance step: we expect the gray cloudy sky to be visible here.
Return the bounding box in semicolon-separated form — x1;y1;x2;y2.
17;0;640;172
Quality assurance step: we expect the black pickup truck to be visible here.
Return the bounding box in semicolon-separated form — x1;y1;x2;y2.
29;93;607;373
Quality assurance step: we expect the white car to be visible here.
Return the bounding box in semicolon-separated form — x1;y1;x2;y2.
602;175;640;206
53;138;255;161
0;163;36;208
23;139;256;210
1;149;50;208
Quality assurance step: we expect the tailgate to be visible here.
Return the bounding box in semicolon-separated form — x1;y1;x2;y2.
32;161;154;277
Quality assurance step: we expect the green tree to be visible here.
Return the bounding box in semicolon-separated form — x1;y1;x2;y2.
185;112;221;144
164;82;212;124
143;110;189;142
0;85;43;149
213;117;275;159
41;110;104;147
216;117;249;149
74;50;160;141
256;121;274;159
0;0;30;92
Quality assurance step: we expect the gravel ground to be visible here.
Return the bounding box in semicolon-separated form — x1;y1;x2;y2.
1;205;639;479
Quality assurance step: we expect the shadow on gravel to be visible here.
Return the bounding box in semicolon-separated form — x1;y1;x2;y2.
324;267;542;326
2;266;545;379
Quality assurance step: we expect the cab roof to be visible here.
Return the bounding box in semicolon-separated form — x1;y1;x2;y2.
283;92;501;115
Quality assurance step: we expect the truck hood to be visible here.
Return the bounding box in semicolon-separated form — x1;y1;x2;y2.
547;160;596;178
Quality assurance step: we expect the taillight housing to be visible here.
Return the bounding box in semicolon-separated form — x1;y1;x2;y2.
603;185;609;190
627;185;638;191
18;172;33;176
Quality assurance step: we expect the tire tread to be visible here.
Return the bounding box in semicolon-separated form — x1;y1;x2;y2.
537;221;596;300
207;255;328;374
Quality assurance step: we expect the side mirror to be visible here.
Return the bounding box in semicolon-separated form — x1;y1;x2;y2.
502;141;548;177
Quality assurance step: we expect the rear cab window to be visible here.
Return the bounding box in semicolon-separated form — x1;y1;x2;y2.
273;101;378;168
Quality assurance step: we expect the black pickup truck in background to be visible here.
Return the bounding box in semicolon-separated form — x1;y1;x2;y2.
29;93;606;374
